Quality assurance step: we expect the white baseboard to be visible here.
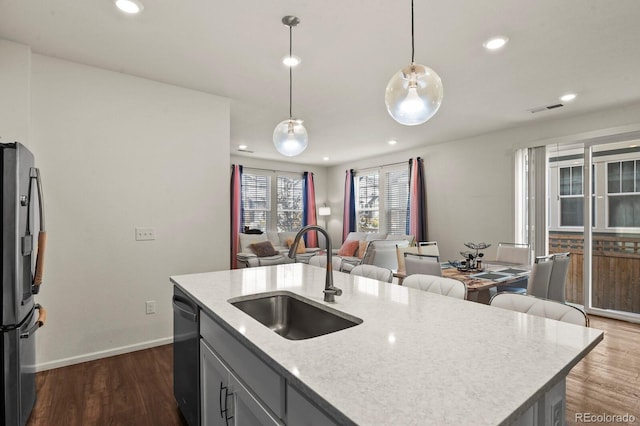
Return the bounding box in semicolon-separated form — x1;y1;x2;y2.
35;336;173;372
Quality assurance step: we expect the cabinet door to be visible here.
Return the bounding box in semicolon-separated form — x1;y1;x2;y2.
201;339;282;426
200;340;233;426
287;384;336;426
229;374;282;426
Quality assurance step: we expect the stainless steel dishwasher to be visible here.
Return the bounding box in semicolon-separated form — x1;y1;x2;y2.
173;286;199;426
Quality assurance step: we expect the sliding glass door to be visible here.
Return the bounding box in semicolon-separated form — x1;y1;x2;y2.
588;143;640;320
546;141;640;322
548;143;588;307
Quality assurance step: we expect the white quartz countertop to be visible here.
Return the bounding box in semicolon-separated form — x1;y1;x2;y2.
171;263;603;426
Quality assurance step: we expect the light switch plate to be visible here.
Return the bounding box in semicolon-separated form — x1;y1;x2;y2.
135;227;156;241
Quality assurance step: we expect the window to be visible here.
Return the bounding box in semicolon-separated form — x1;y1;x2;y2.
385;169;409;234
241;172;271;231
355;166;409;234
356;173;379;232
276;176;303;231
559;166;583;227
607;160;640;227
241;170;305;232
557;165;595;227
548;147;640;231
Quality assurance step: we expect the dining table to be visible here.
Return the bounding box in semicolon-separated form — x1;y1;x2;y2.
395;261;530;304
441;262;530;303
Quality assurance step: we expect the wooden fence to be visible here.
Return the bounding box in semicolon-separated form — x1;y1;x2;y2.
549;232;640;314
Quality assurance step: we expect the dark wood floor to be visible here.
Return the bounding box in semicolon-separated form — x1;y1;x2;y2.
27;316;639;425
27;345;185;426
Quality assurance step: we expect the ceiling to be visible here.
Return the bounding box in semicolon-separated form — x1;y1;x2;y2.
2;1;640;166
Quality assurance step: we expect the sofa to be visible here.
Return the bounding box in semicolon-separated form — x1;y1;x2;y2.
331;232;416;272
236;231;321;268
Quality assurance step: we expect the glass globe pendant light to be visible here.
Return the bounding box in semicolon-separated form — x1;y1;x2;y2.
273;16;308;157
385;0;443;126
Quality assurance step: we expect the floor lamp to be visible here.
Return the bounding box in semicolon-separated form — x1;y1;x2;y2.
318;206;331;249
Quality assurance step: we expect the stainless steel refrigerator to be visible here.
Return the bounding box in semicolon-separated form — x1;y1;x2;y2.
1;142;46;426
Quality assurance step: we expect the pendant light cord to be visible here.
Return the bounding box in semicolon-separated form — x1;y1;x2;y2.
411;0;415;63
289;24;293;119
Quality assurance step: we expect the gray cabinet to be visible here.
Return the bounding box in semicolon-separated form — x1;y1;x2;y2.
287;384;335;426
200;340;282;426
200;340;230;426
199;310;338;426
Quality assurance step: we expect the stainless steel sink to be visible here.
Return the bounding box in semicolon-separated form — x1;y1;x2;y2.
229;291;362;340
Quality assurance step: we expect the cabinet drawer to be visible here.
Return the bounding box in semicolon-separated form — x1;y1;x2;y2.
200;310;284;419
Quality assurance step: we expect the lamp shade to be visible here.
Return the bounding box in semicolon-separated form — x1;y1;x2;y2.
318;206;331;216
273;118;308;157
385;63;443;126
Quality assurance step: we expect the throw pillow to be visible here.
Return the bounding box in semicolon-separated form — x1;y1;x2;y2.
285;238;306;254
249;241;278;257
357;240;369;259
337;240;360;257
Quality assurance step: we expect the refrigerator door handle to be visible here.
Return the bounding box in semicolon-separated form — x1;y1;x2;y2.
30;168;46;293
172;295;197;322
20;304;47;339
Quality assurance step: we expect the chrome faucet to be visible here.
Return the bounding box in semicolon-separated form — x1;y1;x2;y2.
288;225;342;302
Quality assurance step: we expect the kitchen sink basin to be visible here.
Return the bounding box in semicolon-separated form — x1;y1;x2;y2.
229;291;362;340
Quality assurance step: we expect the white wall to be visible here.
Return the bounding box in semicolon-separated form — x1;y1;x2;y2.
27;54;230;369
0;40;30;145
328;102;640;261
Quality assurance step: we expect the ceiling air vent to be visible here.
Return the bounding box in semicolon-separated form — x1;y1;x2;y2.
528;103;564;114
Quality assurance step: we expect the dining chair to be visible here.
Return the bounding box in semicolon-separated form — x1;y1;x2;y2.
489;293;588;326
396;245;420;276
361;240;409;272
404;253;442;277
526;255;554;298
417;241;440;257
496;242;530;265
493;242;531;294
308;255;344;272
350;264;393;283
547;252;571;303
403;274;467;300
495;254;551;297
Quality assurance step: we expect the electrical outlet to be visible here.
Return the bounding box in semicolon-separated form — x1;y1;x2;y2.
135;227;156;241
145;300;156;315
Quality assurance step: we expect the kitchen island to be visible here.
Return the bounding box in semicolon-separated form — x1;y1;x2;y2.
171;263;603;425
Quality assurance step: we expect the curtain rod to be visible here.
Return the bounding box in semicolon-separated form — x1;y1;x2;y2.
235;165;312;175
355;159;413;174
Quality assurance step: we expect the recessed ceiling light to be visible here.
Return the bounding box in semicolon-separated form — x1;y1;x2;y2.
282;55;301;67
483;36;508;51
560;93;577;102
115;0;143;14
387;140;398;145
322;156;330;161
238;145;248;150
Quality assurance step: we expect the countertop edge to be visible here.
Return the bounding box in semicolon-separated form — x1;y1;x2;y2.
498;330;604;425
172;280;357;425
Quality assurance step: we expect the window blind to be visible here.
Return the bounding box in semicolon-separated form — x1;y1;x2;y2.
385;169;409;235
356;173;379;232
241;173;271;231
276;176;304;232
